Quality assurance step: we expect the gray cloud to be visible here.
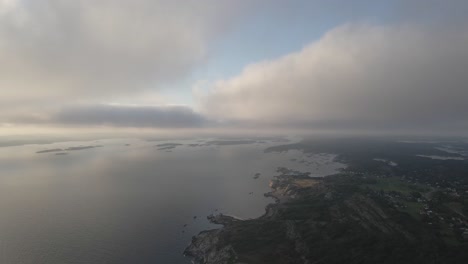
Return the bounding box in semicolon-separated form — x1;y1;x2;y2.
49;104;209;128
197;23;468;133
0;0;252;108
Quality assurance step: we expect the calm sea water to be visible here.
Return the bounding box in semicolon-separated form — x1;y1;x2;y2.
0;137;344;264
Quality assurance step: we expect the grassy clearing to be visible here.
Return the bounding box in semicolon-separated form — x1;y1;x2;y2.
400;201;423;219
446;202;466;218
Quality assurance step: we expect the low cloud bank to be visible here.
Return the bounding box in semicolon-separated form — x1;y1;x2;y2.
51;104;209;128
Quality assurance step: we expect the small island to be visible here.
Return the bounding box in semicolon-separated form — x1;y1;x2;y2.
65;145;102;151
155;143;183;150
36;148;63;154
204;140;257;146
36;145;102;154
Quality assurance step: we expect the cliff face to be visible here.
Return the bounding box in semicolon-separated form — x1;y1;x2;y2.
184;173;467;264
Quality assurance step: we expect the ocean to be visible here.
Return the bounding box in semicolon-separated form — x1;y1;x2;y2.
0;137;344;263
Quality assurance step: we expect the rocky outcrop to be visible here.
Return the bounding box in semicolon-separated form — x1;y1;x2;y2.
184;229;239;264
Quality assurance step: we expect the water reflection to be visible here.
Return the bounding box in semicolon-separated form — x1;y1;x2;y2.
0;138;344;264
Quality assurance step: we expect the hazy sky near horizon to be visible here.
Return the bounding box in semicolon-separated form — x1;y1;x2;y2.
1;0;468;135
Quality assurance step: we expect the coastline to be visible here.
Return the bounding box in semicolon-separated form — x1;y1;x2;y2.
183;161;468;263
183;168;322;264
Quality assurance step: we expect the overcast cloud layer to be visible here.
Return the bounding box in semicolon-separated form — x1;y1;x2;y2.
1;1;468;135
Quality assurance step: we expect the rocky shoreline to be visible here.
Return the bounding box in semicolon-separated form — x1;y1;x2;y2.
183;162;468;263
184;168;321;264
183;213;246;264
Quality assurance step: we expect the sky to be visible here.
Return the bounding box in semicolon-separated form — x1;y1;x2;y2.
1;0;468;136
